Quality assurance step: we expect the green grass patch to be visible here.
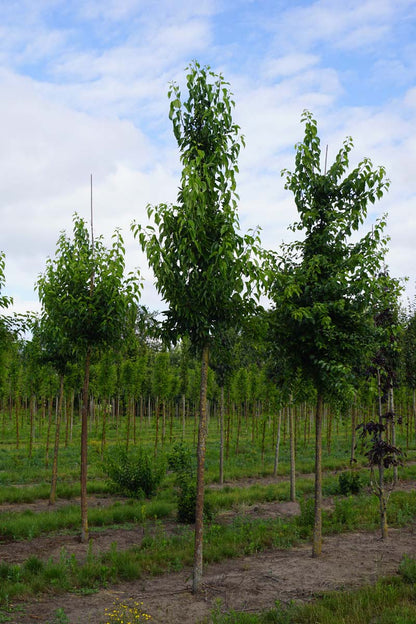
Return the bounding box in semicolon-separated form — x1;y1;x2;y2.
209;560;416;623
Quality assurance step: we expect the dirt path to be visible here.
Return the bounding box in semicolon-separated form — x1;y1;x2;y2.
9;525;416;624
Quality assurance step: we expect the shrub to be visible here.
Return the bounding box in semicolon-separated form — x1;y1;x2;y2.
167;441;194;474
167;442;212;523
104;448;165;499
338;471;362;495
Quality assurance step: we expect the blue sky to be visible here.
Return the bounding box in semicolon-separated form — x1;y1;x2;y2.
1;0;416;314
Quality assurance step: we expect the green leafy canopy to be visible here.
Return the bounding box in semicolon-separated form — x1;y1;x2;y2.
132;61;262;350
266;111;394;402
36;214;142;358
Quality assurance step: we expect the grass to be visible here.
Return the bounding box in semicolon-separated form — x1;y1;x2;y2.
208;571;416;623
0;498;175;540
1;408;416;614
0;487;416;606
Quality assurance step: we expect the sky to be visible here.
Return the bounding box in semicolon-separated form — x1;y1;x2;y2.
1;0;416;318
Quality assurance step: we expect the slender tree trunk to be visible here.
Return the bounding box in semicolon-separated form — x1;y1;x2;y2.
169;401;174;443
312;393;323;557
235;406;241;455
273;409;282;478
70;391;74;442
64;395;70;447
289;401;296;502
225;402;232;459
193;343;209;594
162;400;166;446
326;406;332;456
80;348;91;543
45;397;53;468
377;369;388;539
50;375;64;506
413;389;416;447
154;397;159;456
28;395;35;459
182;394;186;440
219;385;224;485
390;385;398;484
126;396;131;452
133;397;137;445
261;416;267;464
101;396;108;458
15;397;20;449
350;401;357;466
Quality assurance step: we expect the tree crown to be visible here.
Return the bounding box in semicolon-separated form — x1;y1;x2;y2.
267;111;393;401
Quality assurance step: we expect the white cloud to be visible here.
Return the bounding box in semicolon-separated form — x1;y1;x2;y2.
273;0;408;52
1;0;416;315
262;54;320;79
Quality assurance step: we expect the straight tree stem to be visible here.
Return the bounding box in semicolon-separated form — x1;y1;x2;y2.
80;347;91;543
193;343;209;593
313;393;323;557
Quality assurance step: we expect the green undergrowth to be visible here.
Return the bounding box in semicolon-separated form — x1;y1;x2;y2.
0;498;174;540
2;458;416;508
0;480;112;505
1;466;415;541
207;557;416;623
0;490;415;606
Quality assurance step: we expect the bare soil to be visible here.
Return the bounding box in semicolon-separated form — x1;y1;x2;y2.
1;476;416;623
6;526;415;624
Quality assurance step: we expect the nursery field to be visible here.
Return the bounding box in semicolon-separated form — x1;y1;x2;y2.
0;403;416;624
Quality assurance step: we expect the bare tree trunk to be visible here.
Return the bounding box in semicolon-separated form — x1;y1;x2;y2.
126;396;131;452
219;385;224;486
28;395;35;459
192;344;209;594
133;397;137;444
312;393;323;557
273;409;282;478
289;400;296;502
390;385;398;484
101;396;108;458
350;400;357;466
15;397;20;449
50;375;64;506
80;348;91;544
377;369;388;539
154;397;159;456
326;405;332;455
413;389;416;447
182;393;186;439
45;397;53;468
70;391;74;442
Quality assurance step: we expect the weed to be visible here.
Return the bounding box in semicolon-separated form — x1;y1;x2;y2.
46;608;69;624
399;555;416;584
102;598;152;623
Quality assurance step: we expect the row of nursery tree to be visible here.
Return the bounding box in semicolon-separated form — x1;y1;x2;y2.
1;312;416;435
2;61;416;590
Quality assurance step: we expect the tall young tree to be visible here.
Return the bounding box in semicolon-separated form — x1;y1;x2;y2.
37;215;141;542
0;252;12;314
133;62;261;591
0;252;13;401
266;111;391;557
